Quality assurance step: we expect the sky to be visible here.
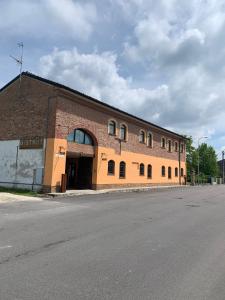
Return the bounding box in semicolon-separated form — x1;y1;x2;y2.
1;0;225;158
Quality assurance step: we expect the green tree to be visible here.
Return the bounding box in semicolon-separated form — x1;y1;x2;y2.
186;136;198;181
186;138;218;183
198;143;218;177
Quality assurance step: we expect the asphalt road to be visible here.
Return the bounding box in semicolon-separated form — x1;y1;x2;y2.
1;186;225;300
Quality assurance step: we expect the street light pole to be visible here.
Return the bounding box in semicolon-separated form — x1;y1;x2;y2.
197;136;208;184
222;150;225;184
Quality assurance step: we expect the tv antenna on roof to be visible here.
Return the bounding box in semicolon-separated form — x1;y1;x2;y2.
10;42;24;88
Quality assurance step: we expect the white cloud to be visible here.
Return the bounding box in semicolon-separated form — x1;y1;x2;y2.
39;47;170;115
39;46;225;140
120;0;225;143
0;0;97;40
2;0;225;150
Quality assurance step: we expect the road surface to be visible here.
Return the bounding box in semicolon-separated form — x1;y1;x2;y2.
0;186;225;299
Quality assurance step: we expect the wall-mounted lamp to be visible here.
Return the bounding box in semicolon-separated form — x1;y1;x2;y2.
101;153;107;160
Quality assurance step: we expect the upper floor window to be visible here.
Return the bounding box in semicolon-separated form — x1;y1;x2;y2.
140;163;145;176
175;167;178;177
108;120;116;135
67;129;93;145
119;161;126;178
174;141;178;152
168;166;172;179
108;160;115;175
167;140;172;152
147;164;152;179
162;166;166;177
180;144;184;153
120;124;127;141
147;132;153;148
139;130;145;143
161;137;166;148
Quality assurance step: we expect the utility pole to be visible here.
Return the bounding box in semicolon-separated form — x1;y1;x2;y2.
222;150;225;184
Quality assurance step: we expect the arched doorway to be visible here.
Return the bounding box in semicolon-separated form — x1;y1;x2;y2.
66;129;96;190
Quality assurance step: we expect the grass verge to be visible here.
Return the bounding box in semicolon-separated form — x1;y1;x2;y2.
0;187;38;197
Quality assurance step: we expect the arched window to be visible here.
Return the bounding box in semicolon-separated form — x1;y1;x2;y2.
168;166;172;179
147;164;152;179
119;161;126;178
147;132;153;148
174;141;178;152
140;163;145;176
139;130;145;143
67;129;93;145
108;120;116;135
120;124;127;141
108;160;115;175
175;167;178;177
168;140;172;152
162;166;166;177
181;168;184;177
180;144;184;153
161;137;166;148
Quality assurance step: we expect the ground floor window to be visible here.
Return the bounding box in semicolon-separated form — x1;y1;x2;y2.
168;166;172;179
147;164;152;179
181;168;184;177
119;161;126;178
162;166;166;177
108;160;115;175
175;167;178;177
140;163;145;176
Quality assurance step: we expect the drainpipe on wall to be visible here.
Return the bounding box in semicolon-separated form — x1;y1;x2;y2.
42;95;56;189
179;140;181;185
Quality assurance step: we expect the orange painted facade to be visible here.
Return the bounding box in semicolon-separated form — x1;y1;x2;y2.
43;138;67;188
43;138;186;191
94;146;186;186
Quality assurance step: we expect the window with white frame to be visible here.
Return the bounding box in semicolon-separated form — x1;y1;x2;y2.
120;124;127;141
147;132;153;148
108;120;116;135
167;140;172;152
139;130;145;143
174;141;178;152
161;137;166;148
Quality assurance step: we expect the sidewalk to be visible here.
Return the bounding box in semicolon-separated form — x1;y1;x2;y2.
49;185;189;197
0;193;43;203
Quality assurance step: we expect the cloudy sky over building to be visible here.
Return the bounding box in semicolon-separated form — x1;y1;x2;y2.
1;0;225;156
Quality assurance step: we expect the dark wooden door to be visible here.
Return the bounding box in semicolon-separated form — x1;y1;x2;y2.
66;158;77;189
77;157;93;189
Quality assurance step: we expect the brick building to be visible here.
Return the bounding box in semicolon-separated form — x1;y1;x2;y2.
0;72;186;192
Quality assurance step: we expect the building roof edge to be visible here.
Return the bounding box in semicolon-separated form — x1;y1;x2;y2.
0;71;187;140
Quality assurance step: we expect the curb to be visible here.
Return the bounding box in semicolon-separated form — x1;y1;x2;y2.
48;185;191;198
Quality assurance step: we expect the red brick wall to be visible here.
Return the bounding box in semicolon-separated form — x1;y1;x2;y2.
0;75;186;162
0;76;57;140
55;94;186;161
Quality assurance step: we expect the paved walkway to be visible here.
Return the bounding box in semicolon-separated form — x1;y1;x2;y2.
0;193;43;203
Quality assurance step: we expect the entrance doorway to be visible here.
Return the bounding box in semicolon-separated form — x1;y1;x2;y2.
66;157;93;189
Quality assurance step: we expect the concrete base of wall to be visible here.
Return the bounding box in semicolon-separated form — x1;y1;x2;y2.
92;182;184;190
42;185;61;193
44;182;185;194
49;184;190;197
0;182;42;192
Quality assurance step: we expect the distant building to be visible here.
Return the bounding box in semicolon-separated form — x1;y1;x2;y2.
0;72;186;192
218;159;224;178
